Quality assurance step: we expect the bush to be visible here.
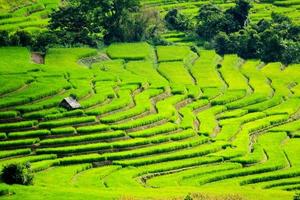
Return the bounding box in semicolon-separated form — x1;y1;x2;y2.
10;30;32;46
0;30;9;46
31;32;58;53
184;194;193;200
165;9;191;31
1;163;33;185
0;132;6;140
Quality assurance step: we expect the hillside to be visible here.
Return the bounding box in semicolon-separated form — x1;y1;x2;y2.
0;0;299;199
0;0;299;36
0;43;299;199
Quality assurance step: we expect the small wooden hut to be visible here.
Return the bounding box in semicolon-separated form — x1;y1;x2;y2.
59;97;81;110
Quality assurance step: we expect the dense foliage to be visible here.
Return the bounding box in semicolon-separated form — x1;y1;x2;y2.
213;13;300;64
194;0;299;64
164;9;191;31
196;0;251;40
0;0;298;64
1;163;33;185
49;0;163;45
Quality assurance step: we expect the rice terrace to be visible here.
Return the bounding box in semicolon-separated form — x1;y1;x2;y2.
0;0;299;199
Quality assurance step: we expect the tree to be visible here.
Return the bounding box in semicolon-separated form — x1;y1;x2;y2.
197;3;222;22
271;12;291;24
91;0;141;43
10;30;32;46
31;32;58;53
225;0;252;29
213;32;232;55
212;11;300;64
164;9;191;31
196;4;225;40
281;41;300;65
0;30;9;46
258;28;284;63
115;8;163;42
49;6;94;46
49;0;162;44
196;0;251;40
1;163;33;185
236;29;260;59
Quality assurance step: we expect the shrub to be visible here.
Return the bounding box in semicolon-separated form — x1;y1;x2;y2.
10;30;32;46
165;9;191;31
1;163;33;185
31;31;58;53
0;132;7;140
184;194;193;200
0;30;9;46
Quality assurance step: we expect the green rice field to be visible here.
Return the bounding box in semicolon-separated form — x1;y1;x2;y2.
0;42;299;199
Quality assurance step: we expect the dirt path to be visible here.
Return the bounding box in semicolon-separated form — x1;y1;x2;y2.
31;52;45;64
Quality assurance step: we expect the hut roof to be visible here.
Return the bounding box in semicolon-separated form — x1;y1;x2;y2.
60;97;81;109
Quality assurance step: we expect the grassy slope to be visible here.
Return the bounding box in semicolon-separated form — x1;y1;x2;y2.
0;0;34;11
0;44;299;200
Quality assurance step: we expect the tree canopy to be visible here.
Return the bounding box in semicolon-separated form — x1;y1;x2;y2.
48;0;162;44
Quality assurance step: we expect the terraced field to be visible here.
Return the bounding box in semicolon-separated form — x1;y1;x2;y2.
0;43;299;199
0;0;59;32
